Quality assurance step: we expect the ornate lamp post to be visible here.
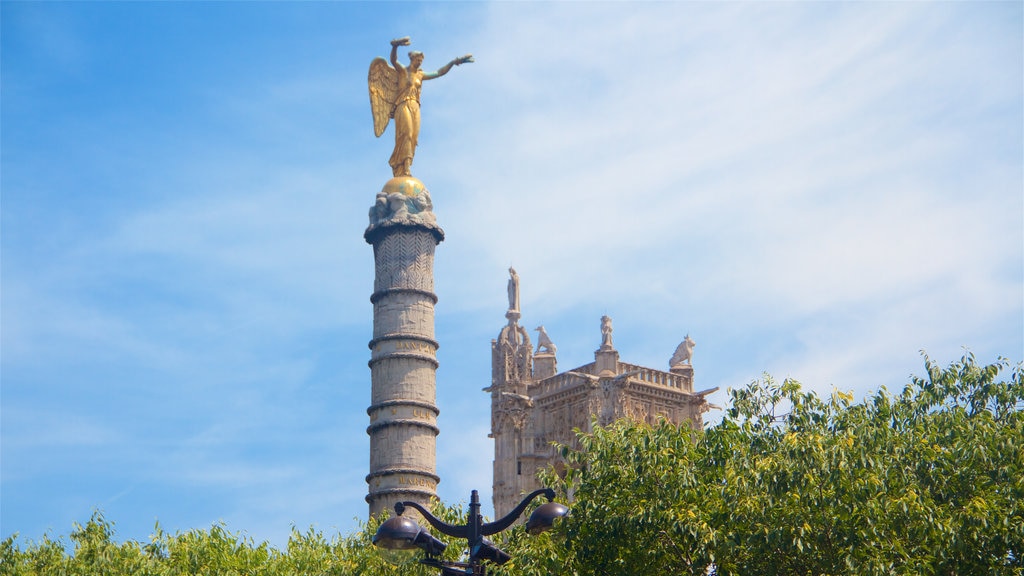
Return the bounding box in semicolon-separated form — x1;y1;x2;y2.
373;488;568;575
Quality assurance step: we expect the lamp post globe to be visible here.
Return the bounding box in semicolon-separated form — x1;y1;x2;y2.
372;487;568;575
373;515;422;550
526;500;570;535
372;515;424;565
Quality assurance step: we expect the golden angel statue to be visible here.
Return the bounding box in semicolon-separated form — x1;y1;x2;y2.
368;37;473;177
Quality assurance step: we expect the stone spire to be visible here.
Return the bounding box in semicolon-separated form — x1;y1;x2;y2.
488;268;534;517
365;175;444;518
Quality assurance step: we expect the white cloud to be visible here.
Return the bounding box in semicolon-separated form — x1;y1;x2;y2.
417;4;1024;465
422;3;1021;345
2;0;1019;549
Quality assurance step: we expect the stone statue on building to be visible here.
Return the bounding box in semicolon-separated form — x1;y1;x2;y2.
535;325;556;354
600;315;614;349
368;37;473;177
670;334;696;367
507;267;520;313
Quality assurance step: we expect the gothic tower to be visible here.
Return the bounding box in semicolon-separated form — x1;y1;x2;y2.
364;176;444;517
487;270;717;517
486;267;535;517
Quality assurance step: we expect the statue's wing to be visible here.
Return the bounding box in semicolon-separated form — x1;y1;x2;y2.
368;57;399;137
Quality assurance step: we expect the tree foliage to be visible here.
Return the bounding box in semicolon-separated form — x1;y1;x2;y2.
496;353;1023;575
3;354;1020;575
0;504;466;576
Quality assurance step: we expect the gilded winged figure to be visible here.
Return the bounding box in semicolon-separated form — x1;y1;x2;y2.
368;37;473;177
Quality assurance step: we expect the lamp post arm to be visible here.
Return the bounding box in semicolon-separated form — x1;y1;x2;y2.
394;501;469;539
481;488;555;536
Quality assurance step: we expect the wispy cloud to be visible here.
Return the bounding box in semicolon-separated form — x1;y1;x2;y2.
2;1;1019;549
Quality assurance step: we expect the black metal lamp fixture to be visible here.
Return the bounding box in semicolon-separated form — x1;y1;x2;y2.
372;488;568;575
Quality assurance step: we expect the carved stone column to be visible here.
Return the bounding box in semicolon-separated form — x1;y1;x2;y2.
365;176;444;518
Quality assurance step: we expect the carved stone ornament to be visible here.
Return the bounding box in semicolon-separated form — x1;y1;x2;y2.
507;268;520;313
670;334;696;367
535;325;556;355
600;315;614;350
366;176;444;236
495;392;532;431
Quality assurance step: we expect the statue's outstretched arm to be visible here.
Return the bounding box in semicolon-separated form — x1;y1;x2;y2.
424;54;474;80
390;37;410;69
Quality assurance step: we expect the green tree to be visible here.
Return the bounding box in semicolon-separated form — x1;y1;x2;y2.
0;503;466;575
498;354;1022;576
3;354;1020;575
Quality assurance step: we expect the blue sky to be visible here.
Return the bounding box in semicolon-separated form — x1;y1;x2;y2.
2;1;1021;549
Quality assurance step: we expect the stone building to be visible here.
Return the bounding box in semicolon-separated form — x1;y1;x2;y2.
487;270;718;517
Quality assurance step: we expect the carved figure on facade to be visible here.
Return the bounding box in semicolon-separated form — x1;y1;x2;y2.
514;346;531;389
567;370;601;389
495;392;531;431
670;334;696;367
507;268;520;313
599;379;621;425
600;315;614;350
594;371;638;425
369;37;473;177
535;325;556;355
586;391;603;419
624;400;645;423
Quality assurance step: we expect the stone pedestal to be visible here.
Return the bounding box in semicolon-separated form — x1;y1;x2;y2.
670;364;694;393
364;177;444;518
595;348;619;376
533;353;557;380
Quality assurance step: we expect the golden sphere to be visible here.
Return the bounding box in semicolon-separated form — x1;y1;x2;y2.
381;176;426;198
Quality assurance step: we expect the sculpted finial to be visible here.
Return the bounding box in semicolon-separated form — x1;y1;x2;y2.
600;315;614;350
368;37;473;178
670;334;696;367
535;325;557;355
507;267;520;313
